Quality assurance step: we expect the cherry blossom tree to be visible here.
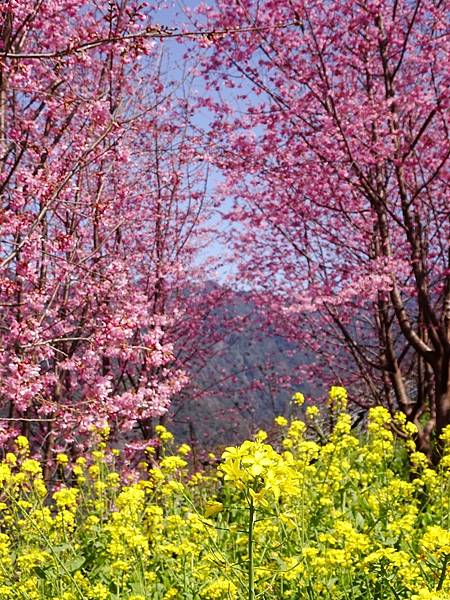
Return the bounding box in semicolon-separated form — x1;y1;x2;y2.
0;0;216;468
198;0;450;452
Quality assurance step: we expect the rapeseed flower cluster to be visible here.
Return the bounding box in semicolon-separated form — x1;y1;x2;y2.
0;389;449;598
220;439;300;502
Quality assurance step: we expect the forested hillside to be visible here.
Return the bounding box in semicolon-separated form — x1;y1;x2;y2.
166;286;314;448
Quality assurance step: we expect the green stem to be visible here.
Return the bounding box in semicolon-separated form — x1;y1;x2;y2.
437;554;449;591
248;494;255;600
5;488;86;600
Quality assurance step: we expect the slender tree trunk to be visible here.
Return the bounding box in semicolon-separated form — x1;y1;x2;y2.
434;355;450;446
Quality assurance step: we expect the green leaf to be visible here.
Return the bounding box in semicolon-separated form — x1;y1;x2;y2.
66;556;85;573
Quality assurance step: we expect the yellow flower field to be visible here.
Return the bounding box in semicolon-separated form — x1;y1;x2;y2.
1;388;450;599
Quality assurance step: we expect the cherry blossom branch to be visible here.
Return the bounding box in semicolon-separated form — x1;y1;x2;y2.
0;119;117;269
0;416;56;422
2;22;300;60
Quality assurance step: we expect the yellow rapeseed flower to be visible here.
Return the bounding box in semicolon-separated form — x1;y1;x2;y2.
15;435;29;450
292;391;305;406
56;453;69;466
328;386;348;411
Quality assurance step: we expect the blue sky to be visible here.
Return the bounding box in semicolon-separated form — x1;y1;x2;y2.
154;1;241;284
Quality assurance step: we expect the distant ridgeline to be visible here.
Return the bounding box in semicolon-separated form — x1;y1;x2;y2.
165;286;314;450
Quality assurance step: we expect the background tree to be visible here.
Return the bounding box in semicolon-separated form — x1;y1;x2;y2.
197;0;450;453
